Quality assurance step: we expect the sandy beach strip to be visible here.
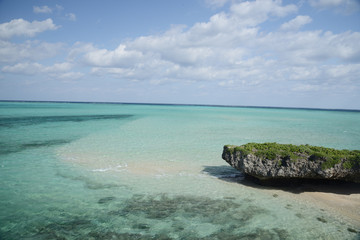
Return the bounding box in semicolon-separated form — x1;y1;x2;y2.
280;184;359;228
241;179;360;228
296;185;360;228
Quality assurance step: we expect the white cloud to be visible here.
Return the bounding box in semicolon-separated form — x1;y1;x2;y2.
0;61;86;82
3;0;357;101
2;62;43;75
280;15;312;31
46;62;72;72
68;42;98;62
205;0;229;8
0;40;64;63
0;18;59;39
72;1;295;73
291;63;360;92
230;0;298;26
83;44;144;68
310;0;353;7
325;64;360;80
1;61;84;80
309;0;360;13
33;5;52;14
65;0;300;75
57;72;84;80
292;84;321;92
66;13;77;21
67;0;359;95
262;30;360;64
56;4;64;11
2;62;72;75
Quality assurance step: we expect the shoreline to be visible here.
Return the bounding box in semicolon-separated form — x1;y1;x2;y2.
246;180;360;229
296;185;360;228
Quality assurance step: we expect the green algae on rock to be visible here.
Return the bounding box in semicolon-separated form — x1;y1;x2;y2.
222;143;360;183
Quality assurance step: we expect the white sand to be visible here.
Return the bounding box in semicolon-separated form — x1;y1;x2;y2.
297;188;360;228
259;182;360;228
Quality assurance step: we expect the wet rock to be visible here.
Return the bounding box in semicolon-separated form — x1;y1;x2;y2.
347;227;357;233
316;217;327;223
98;196;116;204
133;223;150;230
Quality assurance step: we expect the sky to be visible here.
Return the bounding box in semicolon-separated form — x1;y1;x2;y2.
0;0;360;109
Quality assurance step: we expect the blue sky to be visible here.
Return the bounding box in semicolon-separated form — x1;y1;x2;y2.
0;0;360;109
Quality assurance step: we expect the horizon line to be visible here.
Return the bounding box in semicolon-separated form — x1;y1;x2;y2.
1;99;359;112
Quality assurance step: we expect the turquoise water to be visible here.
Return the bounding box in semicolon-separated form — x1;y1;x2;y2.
0;101;359;239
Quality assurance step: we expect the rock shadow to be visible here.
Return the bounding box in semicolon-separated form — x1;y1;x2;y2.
203;165;360;195
202;165;244;182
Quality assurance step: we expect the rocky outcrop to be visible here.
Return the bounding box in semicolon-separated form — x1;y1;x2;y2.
222;143;360;183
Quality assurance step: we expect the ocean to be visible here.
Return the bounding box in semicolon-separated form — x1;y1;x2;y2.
0;101;359;239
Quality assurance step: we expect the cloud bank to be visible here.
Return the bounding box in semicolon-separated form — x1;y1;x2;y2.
280;15;312;31
0;18;58;39
33;6;52;14
1;0;360;108
66;0;360;93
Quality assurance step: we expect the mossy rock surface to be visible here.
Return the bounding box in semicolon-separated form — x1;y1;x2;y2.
225;142;360;170
222;143;360;183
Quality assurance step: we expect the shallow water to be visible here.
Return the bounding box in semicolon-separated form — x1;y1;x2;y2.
0;102;359;239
